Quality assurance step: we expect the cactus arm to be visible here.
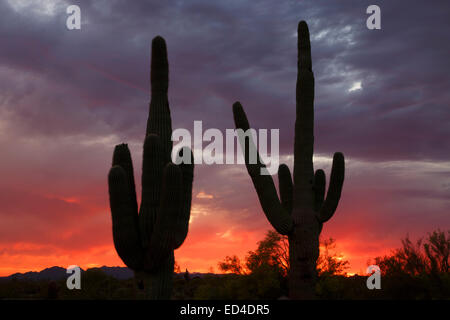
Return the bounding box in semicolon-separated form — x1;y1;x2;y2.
233;102;293;235
317;152;345;223
313;169;325;212
112;144;138;215
232;102;265;177
108;165;144;270
278;164;293;214
173;147;194;249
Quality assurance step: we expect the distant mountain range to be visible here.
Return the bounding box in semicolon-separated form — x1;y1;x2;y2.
0;266;134;281
0;266;216;282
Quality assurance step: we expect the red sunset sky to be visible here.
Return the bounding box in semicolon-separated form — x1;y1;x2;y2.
0;0;449;277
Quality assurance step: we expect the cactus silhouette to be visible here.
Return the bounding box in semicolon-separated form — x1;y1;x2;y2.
108;36;194;299
232;21;345;299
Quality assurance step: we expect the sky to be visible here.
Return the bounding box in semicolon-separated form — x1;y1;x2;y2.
0;0;449;276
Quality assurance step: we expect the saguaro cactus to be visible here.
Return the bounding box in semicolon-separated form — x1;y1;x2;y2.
233;21;345;299
108;36;194;299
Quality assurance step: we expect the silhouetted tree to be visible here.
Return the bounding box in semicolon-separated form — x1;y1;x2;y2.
246;231;290;276
317;238;349;277
219;230;348;277
372;229;450;299
375;229;450;276
218;255;244;275
424;230;449;274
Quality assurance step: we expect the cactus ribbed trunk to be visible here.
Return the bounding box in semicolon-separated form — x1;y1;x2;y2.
108;36;194;300
289;216;320;299
135;253;174;299
233;21;345;299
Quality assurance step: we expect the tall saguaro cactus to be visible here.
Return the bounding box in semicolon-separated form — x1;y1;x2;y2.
108;36;194;299
233;21;345;299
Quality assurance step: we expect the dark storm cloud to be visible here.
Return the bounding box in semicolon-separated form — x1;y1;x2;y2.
1;0;448;161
